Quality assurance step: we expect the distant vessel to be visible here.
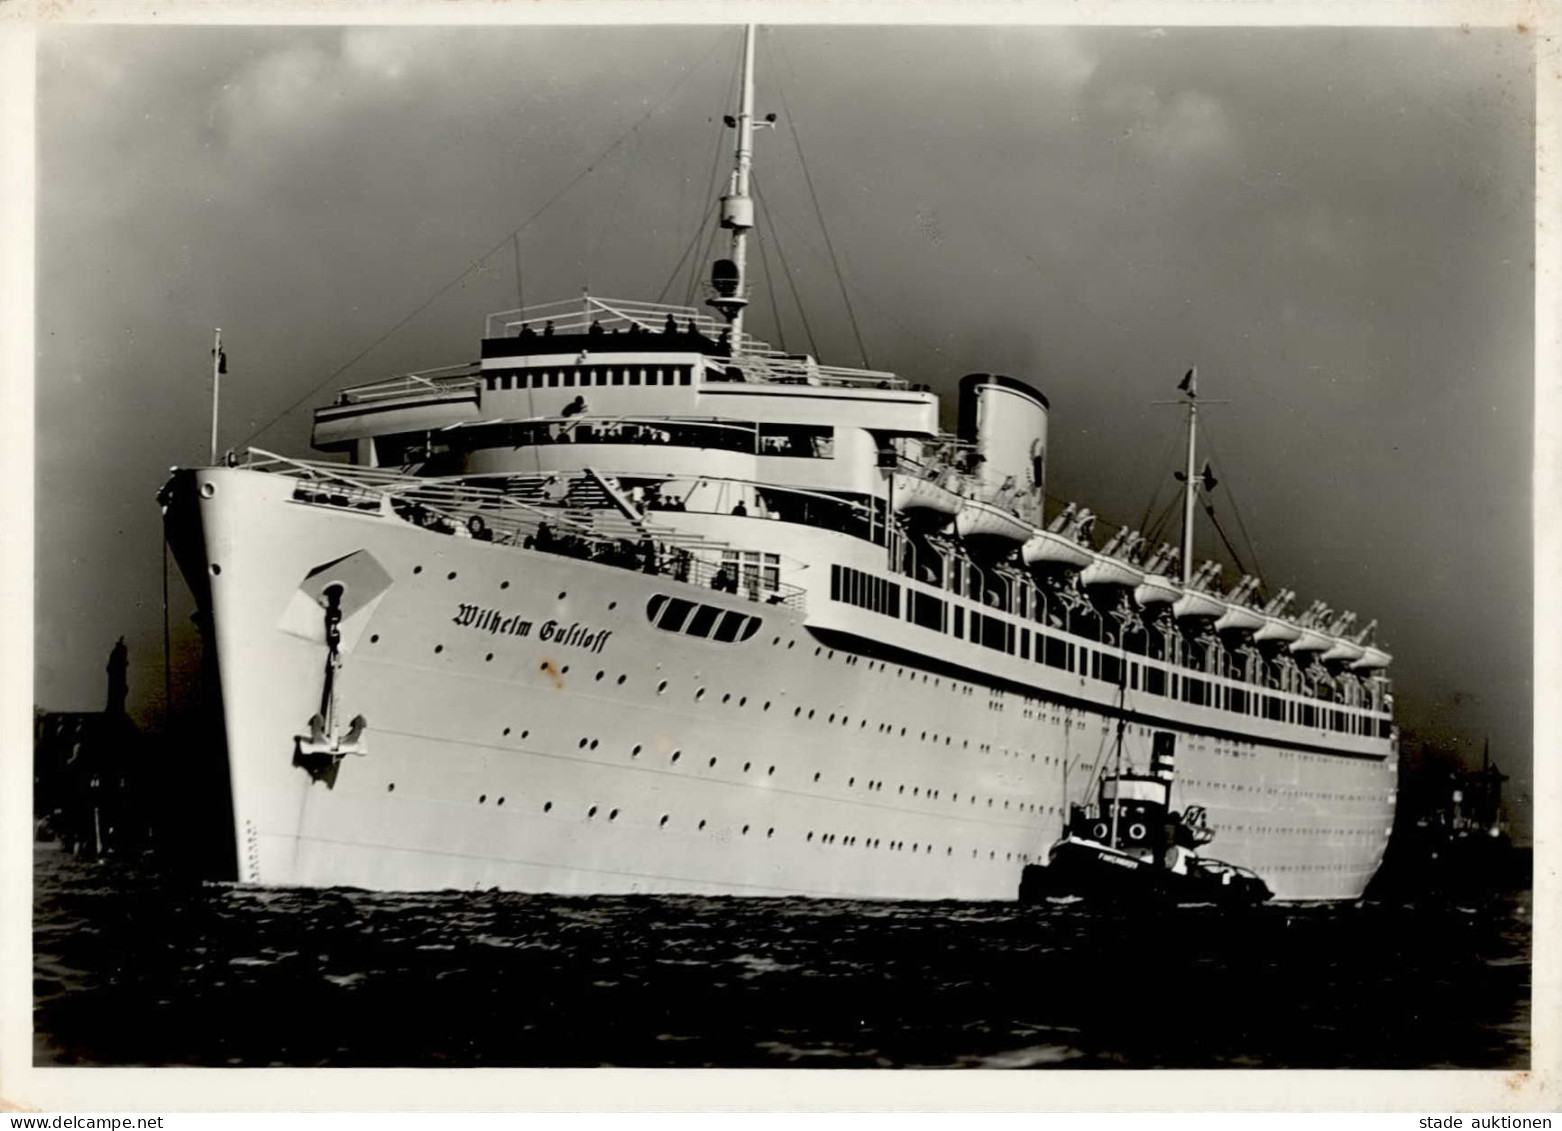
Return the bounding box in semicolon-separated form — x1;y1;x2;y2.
159;26;1396;900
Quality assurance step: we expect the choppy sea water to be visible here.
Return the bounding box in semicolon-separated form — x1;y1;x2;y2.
34;849;1530;1068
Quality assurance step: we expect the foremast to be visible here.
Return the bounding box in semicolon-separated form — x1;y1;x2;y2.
708;25;760;351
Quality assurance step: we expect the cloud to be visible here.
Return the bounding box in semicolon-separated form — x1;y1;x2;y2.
1097;83;1234;164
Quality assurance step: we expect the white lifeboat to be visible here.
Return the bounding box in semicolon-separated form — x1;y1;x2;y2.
1214;603;1266;633
1252;616;1302;644
1288;628;1332;655
1350;645;1393;671
1133;574;1181;609
1023;528;1094;569
1173;590;1226;620
890;469;963;520
1321;638;1366;665
1080;553;1145;589
955;497;1032;545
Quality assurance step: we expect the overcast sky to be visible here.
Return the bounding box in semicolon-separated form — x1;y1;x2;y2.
33;22;1535;835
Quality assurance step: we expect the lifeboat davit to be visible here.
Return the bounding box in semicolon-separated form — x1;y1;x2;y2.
1252;616;1302;645
1350;645;1393;671
1080;553;1144;589
1134;574;1181;609
1288;628;1332;654
955;497;1033;545
890;469;963;521
1172;590;1226;620
1214;603;1266;633
1023;528;1094;569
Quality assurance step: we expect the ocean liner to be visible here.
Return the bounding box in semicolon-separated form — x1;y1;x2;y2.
159;27;1397;902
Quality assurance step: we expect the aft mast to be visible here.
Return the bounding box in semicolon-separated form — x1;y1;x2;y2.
1178;367;1198;586
708;25;759;351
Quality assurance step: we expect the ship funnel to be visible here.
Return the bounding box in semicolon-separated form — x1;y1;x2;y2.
957;373;1050;526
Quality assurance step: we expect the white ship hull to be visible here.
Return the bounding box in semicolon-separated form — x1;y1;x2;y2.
166;466;1397;902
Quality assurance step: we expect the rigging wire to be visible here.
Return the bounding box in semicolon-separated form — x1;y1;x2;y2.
1201;498;1250;580
1198;415;1269;587
1135;422;1185;535
753;178;820;357
770;34;872;369
683;44;745;307
654;200;720;305
752;193;789;352
511;233;524;314
756;192;950;367
235;29;729;451
584;133;640;292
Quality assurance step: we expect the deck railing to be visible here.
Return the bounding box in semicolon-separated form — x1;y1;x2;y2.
241;450;807;612
331;364;483;406
483;295;911;391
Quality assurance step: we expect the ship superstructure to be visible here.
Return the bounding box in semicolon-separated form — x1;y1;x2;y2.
160;26;1397;901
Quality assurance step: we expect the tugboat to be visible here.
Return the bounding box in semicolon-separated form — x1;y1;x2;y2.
1020;730;1273;906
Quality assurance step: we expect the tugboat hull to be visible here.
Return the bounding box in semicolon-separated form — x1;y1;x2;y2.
1021;838;1273;907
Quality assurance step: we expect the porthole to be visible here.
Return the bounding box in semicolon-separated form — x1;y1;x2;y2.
370;634;380;644
540;662;550;671
744;762;752;773
742;824;750;835
587;806;599;818
767;828;774;838
500;581;510;590
387;783;395;792
658;680;668;694
708;757;717;768
671;750;682;763
763;701;771;711
595;671;605;682
767;766;776;776
434;645;443;654
503;727;511;736
698;819;707;830
447;571;457;580
739;696;747;707
608;601;617;610
557;591;567;600
413;565;423;575
631;744;642;757
544;801;553;812
497;797;505;807
521;730;529;739
696;688;706;701
609;809;619;821
807;832;814;842
616;674;626;685
813;772;821;782
589;739;599;750
659;814;669;827
485;653;494;662
578;738;589;749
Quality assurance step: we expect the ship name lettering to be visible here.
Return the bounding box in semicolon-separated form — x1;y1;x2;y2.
451;604;534;638
539;619;613;655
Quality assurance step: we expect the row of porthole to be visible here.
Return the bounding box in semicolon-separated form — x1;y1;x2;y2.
399;786;1057;865
804;832;1035;865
